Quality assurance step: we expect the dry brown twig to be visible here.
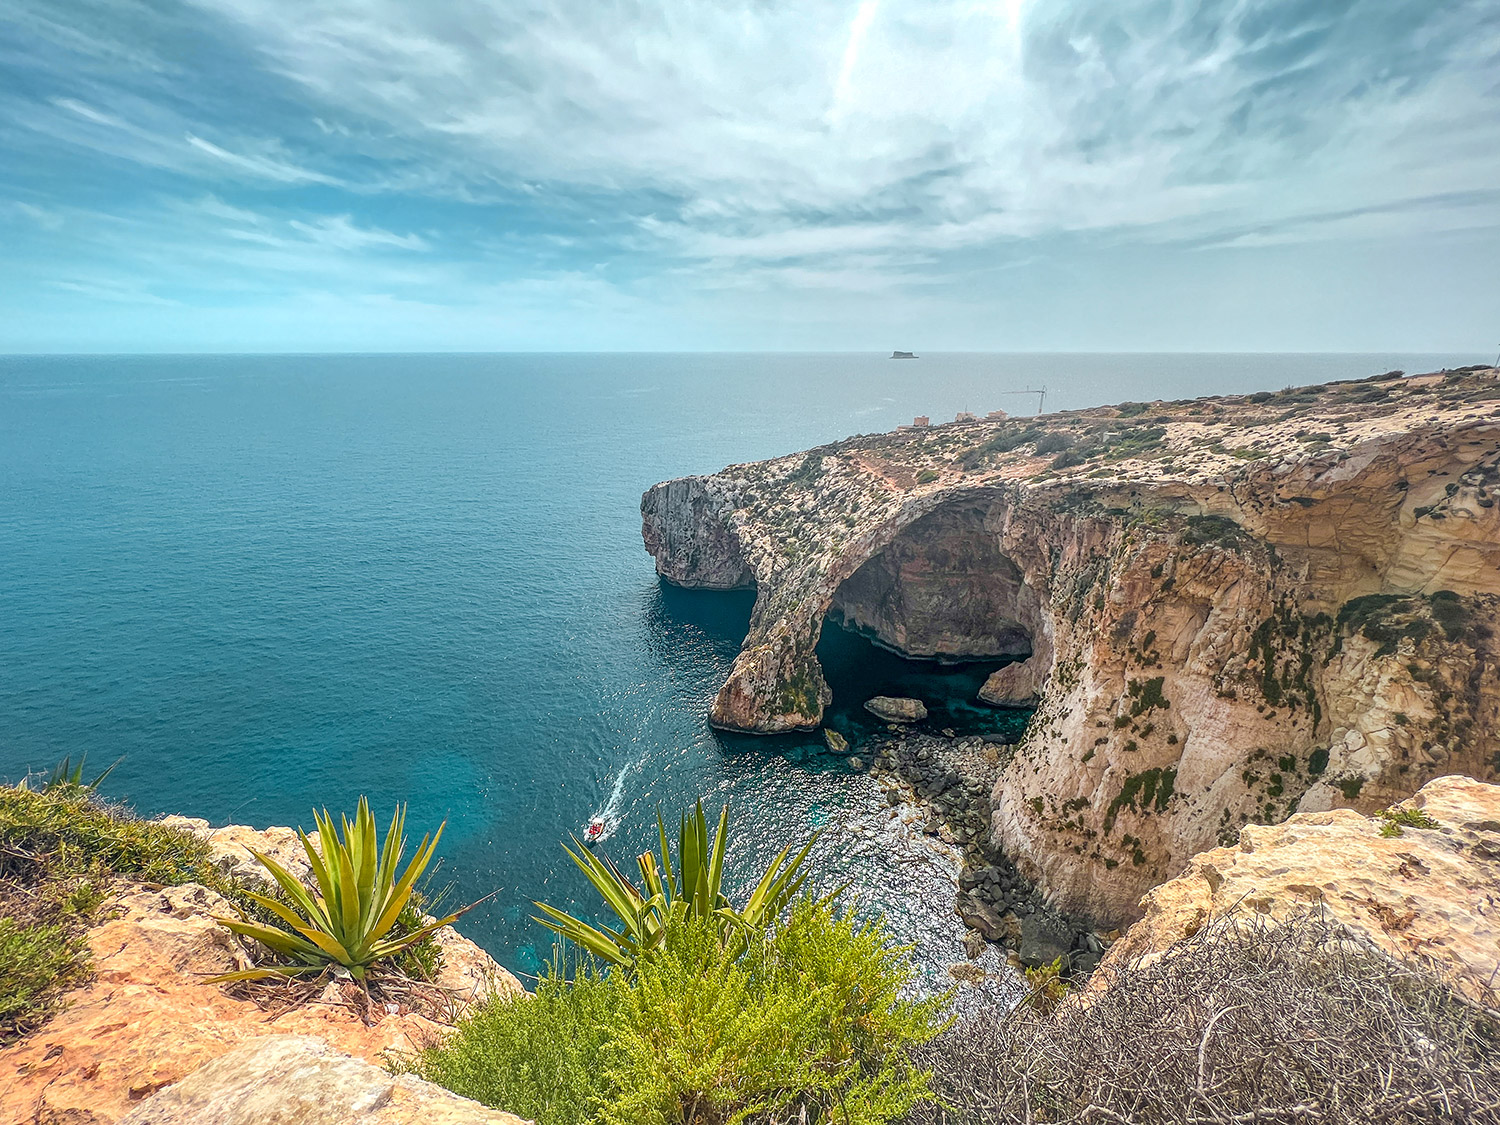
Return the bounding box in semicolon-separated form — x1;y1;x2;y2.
906;907;1500;1125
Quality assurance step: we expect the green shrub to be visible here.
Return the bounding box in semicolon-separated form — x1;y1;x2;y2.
0;784;216;891
409;956;618;1125
0;918;88;1036
1182;514;1249;549
534;801;814;971
1022;957;1069;1015
27;753;120;794
1032;431;1074;455
1377;806;1441;837
416;901;940;1125
0;784;224;1040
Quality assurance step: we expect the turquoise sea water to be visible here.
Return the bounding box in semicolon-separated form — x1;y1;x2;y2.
0;352;1475;978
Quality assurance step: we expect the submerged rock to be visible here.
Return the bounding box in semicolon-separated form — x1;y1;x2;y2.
864;696;928;723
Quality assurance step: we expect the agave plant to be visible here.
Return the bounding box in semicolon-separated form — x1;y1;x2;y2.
212;797;457;981
533;800;819;969
24;753;120;793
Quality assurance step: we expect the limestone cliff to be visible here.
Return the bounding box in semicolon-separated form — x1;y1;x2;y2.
641;368;1500;925
1098;774;1500;1005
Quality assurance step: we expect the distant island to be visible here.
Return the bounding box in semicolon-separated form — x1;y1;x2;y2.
890;351;918;359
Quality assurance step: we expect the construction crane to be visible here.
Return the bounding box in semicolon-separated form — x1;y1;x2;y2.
999;386;1048;416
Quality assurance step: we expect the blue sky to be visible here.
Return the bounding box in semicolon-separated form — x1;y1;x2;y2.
2;0;1498;352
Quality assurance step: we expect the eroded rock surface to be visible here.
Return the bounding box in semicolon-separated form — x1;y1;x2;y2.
978;657;1046;707
120;1035;527;1125
1099;775;1500;1003
642;369;1500;924
865;696;928;723
0;823;522;1125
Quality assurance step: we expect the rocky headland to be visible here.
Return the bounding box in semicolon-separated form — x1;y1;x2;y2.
642;367;1500;928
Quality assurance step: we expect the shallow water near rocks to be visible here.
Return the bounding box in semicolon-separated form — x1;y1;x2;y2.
0;351;1472;985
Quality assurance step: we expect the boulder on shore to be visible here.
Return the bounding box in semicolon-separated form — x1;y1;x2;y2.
978;657;1046;708
864;696;928;723
1019;912;1074;968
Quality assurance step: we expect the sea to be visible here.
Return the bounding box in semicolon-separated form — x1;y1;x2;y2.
0;352;1476;983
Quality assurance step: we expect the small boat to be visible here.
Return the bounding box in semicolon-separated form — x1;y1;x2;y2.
583;817;606;845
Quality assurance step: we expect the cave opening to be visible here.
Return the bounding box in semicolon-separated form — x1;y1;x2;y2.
814;624;1032;746
817;501;1041;746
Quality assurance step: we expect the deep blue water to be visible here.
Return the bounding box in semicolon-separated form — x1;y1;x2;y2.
0;352;1475;979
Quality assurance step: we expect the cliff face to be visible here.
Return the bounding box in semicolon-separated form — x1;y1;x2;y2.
641;369;1500;924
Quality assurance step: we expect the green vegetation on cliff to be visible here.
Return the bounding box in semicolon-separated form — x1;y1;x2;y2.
419;903;937;1125
0;776;452;1042
0;778;222;1041
414;803;941;1125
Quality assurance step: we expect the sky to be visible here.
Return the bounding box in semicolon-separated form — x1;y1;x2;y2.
2;0;1498;353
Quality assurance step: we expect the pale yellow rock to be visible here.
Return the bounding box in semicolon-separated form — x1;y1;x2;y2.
119;1035;529;1124
159;815;318;885
1098;775;1500;1003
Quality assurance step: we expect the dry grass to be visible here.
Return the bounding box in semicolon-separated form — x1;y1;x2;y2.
908;909;1500;1124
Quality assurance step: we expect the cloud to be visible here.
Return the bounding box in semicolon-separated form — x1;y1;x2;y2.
50;278;180;306
185;134;341;185
177;0;1498;264
1;0;1498;349
288;214;428;251
52;97;127;128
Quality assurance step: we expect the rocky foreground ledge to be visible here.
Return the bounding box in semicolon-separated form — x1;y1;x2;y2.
642;367;1500;925
0;818;525;1125
6;779;1498;1122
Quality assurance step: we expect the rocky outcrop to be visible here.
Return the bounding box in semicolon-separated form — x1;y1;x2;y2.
865;696;928;723
158;815;317;885
120;1036;526;1124
1099;775;1500;1003
640;475;754;590
0;823;522;1125
641;370;1500;925
978;657;1046;707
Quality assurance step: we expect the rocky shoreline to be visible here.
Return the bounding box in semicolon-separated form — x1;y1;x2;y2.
861;730;1105;974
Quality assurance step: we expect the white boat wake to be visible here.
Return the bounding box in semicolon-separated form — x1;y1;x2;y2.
586;756;634;844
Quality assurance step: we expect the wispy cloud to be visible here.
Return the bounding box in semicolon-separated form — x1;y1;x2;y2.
288;215;427;251
185;134;341;185
1;0;1497;349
